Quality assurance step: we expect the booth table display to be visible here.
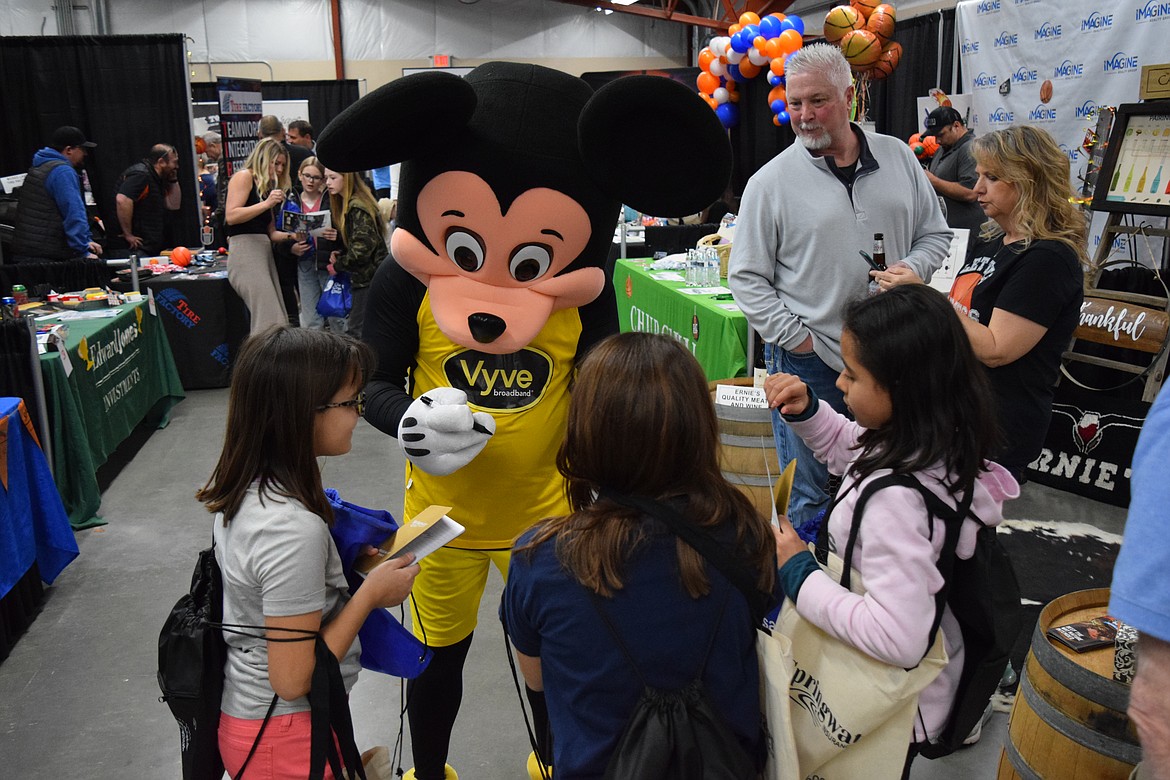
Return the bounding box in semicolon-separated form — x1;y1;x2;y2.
0;397;79;662
110;259;248;389
38;300;185;528
613;258;749;381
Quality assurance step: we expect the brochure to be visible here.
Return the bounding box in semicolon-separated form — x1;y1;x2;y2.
355;505;465;573
283;209;332;238
1046;615;1124;652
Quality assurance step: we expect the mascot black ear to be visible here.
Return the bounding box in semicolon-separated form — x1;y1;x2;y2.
579;76;732;218
316;72;478;172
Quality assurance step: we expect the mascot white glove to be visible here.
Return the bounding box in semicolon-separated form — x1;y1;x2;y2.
397;387;496;476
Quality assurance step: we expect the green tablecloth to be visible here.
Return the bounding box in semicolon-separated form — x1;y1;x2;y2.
613;258;748;381
38;301;185;528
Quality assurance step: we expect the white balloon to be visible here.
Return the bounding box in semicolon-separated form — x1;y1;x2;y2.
709;38;728;58
747;48;769;66
726;48;745;64
709;60;727;78
713;87;730;104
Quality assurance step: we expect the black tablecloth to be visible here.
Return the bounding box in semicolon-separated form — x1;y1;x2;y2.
111;261;248;389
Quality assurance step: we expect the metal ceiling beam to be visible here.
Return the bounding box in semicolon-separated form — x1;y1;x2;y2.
552;0;797;32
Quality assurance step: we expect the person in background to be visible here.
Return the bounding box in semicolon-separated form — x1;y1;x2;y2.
279;156;342;331
874;125;1086;479
728;42;951;527
12;125;102;262
225;137;300;335
287;120;315;151
371;164;395;201
503;332;777;779
321;168;388;340
197;325;419;780
921;107;983;233
115;143;181;256
766;285;1017;777
1110;387;1170;780
197;153;217;217
260;115;311;184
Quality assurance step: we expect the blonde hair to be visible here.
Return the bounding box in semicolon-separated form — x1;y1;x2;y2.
326;169;379;237
971;125;1088;263
244;137;291;198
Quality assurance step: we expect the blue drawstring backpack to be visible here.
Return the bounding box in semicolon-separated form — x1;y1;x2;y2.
317;273;352;319
325;489;432;678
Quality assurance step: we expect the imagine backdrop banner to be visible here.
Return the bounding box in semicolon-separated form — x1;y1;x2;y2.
956;0;1169;262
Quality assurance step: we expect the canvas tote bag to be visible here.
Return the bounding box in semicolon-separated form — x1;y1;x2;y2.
759;544;948;780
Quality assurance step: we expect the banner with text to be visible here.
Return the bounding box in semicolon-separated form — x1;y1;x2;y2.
956;0;1169;261
217;76;263;178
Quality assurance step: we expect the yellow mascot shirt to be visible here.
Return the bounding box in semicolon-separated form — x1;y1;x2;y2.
406;293;578;548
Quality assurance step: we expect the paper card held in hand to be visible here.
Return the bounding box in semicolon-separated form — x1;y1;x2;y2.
355;505;464;573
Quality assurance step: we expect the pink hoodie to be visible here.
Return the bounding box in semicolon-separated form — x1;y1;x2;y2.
789;401;1019;742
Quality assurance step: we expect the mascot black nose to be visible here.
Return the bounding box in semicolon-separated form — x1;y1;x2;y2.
468;313;507;344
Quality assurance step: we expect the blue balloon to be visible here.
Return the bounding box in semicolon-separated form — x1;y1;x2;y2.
726;63;743;82
768;72;783;86
770;99;787;114
759;15;783;38
730;32;751;53
788;15;805;36
777;110;791;125
742;24;761;41
716;102;740;128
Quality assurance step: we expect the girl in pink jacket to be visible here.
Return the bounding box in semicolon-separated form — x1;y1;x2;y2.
765;284;1019;773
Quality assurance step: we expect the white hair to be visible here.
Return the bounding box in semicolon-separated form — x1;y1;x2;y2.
785;42;853;96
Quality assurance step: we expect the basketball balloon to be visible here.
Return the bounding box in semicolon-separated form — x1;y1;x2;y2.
869;41;903;80
171;246;192;267
865;6;896;44
850;0;881;21
823;5;863;44
839;29;882;70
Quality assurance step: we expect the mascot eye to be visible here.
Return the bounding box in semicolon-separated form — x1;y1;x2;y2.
445;229;485;272
509;244;553;282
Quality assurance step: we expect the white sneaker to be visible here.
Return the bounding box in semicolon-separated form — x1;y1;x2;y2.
962;702;995;745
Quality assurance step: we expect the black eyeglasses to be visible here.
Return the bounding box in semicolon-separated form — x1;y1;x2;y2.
317;392;364;415
301;173;324;182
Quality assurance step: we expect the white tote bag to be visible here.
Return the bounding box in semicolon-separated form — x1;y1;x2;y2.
760;547;948;780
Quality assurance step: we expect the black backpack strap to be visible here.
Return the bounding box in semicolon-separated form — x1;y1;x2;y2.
843;473;976;660
236;694;279;779
308;635;367;780
598;488;771;626
586;584;731;682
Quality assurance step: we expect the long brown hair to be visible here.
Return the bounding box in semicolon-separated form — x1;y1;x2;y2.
325;169;380;238
196;326;374;525
520;332;776;598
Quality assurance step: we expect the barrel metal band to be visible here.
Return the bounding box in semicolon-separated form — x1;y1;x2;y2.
1002;734;1044;780
1019;673;1142;766
721;470;774;488
1031;621;1132;713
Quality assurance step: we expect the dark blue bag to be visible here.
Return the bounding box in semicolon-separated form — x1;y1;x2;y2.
325;489;431;678
317;273;352;318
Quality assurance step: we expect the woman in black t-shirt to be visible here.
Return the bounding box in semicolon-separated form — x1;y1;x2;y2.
875;125;1087;477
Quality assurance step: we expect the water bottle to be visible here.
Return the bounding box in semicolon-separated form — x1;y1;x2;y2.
705;247;718;287
685;249;699;287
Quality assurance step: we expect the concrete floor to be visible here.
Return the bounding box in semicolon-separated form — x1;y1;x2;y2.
0;388;1129;778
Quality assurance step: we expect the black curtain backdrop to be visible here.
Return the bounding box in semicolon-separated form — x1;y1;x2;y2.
0;35;199;252
191;79;361;141
730;10;955;191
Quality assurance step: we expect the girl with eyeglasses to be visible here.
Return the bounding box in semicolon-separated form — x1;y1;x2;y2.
197;325;418;779
320;168;388;339
277;157;344;331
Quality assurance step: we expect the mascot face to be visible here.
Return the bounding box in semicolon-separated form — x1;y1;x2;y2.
392;171;602;354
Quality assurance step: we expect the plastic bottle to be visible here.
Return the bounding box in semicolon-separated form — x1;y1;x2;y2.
868;233;887;295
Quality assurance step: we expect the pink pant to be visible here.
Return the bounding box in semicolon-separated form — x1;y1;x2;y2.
219;710;340;779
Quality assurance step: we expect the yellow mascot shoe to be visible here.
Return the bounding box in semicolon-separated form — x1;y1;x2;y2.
402;765;458;780
527;751;553;779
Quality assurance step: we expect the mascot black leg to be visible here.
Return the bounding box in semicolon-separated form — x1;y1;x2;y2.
526;685;554;777
407;632;475;780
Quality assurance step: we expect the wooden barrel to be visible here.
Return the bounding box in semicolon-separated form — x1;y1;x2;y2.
997;588;1140;780
709;377;779;518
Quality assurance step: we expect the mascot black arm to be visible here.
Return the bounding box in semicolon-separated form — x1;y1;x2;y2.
362;256;425;437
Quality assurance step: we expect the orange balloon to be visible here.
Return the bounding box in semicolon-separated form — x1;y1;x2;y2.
729;23;742;35
865;7;896;44
869;40;902;80
850;0;881;21
823;5;863;44
698;48;715;71
778;28;803;54
768;85;788;105
753;36;768;51
739;11;761;26
769;12;787;22
703;94;719;109
770;56;787;77
728;89;740;103
764;38;785;59
697;72;720;94
738;60;762;79
773;114;784;126
840;28;881;69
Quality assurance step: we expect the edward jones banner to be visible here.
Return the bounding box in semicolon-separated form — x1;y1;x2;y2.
956;0;1168;261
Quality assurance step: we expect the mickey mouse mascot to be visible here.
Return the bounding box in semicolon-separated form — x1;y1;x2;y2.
317;62;732;780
